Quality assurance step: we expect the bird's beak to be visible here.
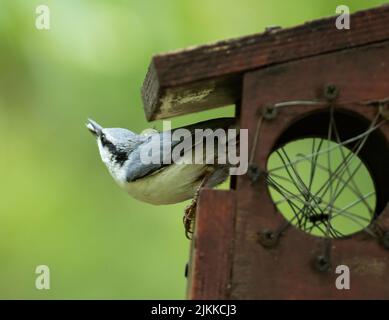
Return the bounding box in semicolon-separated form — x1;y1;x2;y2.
86;119;103;137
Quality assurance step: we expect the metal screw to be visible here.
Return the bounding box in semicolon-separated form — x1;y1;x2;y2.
324;84;339;101
247;163;261;184
258;229;279;248
262;105;278;120
313;255;330;272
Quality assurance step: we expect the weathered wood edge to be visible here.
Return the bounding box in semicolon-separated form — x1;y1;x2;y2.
141;4;389;120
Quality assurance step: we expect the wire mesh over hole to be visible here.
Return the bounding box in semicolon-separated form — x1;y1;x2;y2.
266;137;376;238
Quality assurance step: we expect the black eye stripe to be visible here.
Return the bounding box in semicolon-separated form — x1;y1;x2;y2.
101;134;115;149
100;134;128;166
101;134;109;145
102;137;115;151
114;151;128;165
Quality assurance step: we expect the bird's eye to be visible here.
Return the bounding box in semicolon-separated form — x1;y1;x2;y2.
100;134;108;145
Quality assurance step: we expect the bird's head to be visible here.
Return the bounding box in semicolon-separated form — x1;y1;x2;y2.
86;119;139;167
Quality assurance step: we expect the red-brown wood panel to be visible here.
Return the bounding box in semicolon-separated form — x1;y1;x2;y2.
233;41;389;299
188;189;236;300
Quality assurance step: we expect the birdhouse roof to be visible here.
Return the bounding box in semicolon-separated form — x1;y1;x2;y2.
141;4;389;121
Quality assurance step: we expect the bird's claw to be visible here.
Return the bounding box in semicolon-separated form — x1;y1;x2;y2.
183;172;211;239
183;199;198;239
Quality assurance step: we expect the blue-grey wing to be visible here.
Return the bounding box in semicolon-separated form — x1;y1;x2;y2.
124;133;173;182
124;117;236;182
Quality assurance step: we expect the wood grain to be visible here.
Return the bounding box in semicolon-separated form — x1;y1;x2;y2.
142;5;389;120
187;189;236;300
232;40;389;299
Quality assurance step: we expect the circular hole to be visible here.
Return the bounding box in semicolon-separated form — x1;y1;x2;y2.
266;137;377;238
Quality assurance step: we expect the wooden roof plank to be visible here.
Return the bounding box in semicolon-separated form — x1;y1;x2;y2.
141;4;389;120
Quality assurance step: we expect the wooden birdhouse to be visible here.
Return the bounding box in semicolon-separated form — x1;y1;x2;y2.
141;5;389;299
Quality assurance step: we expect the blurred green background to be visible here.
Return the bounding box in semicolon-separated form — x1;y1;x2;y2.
0;0;385;299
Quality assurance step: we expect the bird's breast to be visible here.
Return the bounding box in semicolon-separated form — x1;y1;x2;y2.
117;163;208;205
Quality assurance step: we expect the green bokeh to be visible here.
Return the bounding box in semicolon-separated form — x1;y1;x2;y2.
0;0;385;299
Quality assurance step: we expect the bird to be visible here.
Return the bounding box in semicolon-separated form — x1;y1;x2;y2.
86;117;237;238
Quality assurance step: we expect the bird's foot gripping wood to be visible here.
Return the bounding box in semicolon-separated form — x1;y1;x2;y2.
183;172;212;239
183;197;198;239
